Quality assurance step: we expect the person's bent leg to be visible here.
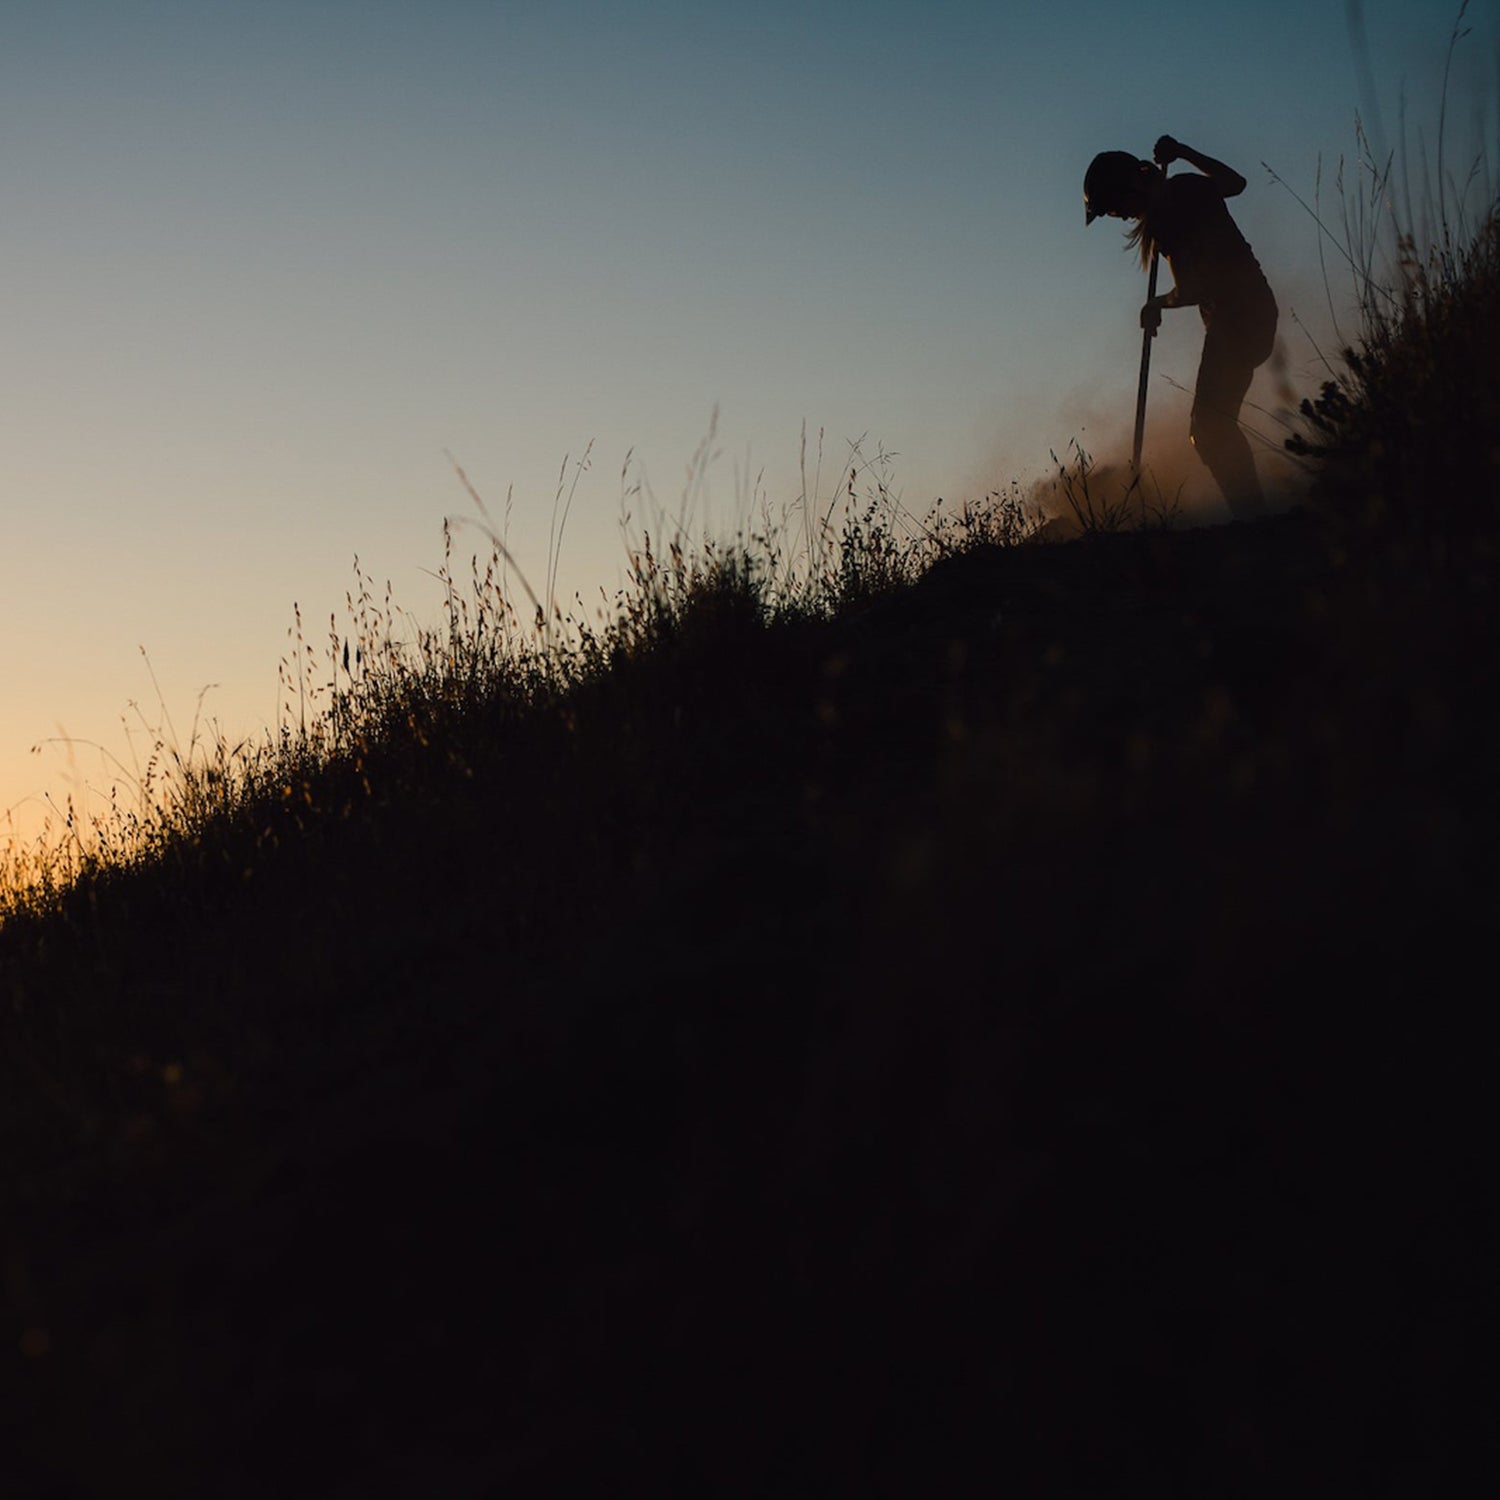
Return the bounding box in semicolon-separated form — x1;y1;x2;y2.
1191;331;1264;519
1192;405;1263;518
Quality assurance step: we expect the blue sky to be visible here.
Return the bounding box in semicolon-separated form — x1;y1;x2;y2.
2;0;1495;836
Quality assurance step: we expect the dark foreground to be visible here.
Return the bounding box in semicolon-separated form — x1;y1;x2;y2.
5;507;1496;1495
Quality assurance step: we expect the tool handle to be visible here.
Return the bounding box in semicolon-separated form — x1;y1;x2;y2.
1131;249;1160;475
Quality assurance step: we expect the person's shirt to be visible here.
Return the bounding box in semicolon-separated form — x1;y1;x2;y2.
1150;173;1273;317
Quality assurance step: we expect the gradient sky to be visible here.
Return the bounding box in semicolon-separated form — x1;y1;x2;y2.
3;0;1495;839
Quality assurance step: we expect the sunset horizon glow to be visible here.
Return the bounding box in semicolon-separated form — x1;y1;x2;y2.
3;0;1494;850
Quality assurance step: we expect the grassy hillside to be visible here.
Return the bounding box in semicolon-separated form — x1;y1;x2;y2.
4;210;1497;1492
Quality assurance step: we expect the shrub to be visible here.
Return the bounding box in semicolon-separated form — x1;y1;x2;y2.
1289;210;1499;537
1285;7;1499;539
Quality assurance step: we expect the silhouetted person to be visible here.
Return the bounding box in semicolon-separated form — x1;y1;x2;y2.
1085;136;1277;519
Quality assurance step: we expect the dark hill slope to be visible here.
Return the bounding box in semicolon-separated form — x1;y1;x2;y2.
4;507;1495;1495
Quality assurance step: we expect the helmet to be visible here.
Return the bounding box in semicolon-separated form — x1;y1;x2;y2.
1084;151;1154;224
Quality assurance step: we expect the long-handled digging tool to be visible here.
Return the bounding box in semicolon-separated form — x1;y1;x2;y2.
1131;247;1161;483
1083;148;1169;495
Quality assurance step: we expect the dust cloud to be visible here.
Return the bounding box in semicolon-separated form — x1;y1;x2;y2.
960;333;1314;540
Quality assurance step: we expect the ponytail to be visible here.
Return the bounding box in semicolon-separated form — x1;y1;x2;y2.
1124;216;1158;272
1124;162;1164;270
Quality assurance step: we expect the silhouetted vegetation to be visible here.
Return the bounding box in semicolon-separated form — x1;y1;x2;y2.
1290;205;1499;536
4;116;1498;1500
1283;6;1498;541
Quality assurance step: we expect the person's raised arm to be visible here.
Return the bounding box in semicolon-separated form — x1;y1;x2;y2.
1153;135;1246;197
